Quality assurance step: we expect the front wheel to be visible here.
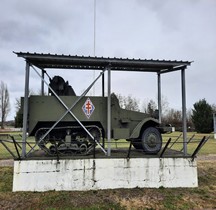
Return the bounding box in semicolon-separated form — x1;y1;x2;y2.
141;127;162;154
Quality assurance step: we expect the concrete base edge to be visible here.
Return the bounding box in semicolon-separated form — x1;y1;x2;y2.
13;158;198;192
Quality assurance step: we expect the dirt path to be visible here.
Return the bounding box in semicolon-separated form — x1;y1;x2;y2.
197;154;216;161
0;159;14;167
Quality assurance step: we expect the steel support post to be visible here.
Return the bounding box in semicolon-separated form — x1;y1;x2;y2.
22;61;30;157
41;70;45;95
107;66;111;156
102;72;105;97
102;71;105;149
181;67;187;155
157;73;162;123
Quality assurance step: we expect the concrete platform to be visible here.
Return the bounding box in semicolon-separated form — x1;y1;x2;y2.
13;157;198;192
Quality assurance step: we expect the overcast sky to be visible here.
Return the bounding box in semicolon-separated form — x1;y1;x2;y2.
0;0;216;120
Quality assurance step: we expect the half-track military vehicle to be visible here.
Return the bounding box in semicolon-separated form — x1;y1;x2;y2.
25;76;171;155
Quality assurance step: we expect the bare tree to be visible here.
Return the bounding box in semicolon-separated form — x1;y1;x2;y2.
141;95;169;116
124;95;140;111
15;97;21;112
161;95;169;116
14;97;23;128
163;108;182;130
0;81;10;129
115;93;140;111
186;108;194;131
146;99;157;116
141;98;157;113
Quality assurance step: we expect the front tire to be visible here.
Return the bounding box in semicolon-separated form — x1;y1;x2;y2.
141;127;162;154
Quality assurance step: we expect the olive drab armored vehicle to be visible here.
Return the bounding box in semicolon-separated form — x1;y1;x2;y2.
26;76;171;155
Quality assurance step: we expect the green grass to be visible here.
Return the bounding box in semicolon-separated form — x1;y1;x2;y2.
0;132;35;159
0;160;216;209
163;132;216;155
0;167;13;192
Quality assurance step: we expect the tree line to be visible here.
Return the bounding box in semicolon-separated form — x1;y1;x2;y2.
0;80;215;133
114;93;215;133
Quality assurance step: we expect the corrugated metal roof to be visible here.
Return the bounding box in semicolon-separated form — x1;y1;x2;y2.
14;52;191;73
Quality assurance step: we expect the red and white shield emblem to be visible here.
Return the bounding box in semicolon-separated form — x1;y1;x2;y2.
82;98;95;119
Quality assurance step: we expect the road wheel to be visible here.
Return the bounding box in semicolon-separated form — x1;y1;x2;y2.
141;127;162;154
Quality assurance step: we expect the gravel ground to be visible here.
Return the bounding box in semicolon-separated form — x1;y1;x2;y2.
0;159;14;167
0;154;216;167
197;154;216;161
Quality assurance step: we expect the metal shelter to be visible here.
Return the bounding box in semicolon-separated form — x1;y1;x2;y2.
15;52;191;157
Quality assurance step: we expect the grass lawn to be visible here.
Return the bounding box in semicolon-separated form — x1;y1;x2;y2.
162;132;216;155
0;160;216;209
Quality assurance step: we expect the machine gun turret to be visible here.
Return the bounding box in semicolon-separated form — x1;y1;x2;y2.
49;76;76;96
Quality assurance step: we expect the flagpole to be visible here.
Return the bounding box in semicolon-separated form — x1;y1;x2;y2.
93;0;96;95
